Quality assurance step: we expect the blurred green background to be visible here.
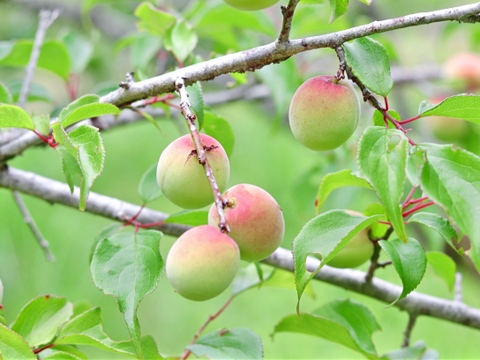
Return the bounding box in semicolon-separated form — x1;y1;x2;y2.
2;0;480;358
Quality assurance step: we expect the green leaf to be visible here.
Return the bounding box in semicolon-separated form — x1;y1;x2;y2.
314;169;372;215
60;31;94;74
0;81;12;104
203;109;235;157
165;210;208;226
358;127;408;241
231;263;275;296
164;20;198;62
379;237;426;305
293;210;381;307
426;251;456;292
59;94;119;128
408;212;460;254
188;82;205;129
186;328;263;360
131;33;163;71
90;230;163;359
6;79;52;103
32;114;51;135
419;95;480;124
372;109;399;128
343;37;393;96
138;163;162;203
0;104;34;130
48;345;87;360
11;295;73;347
417;143;480;269
44;351;83;360
383;341;439;360
273;299;380;360
134;2;176;36
0;324;36;360
329;0;349;23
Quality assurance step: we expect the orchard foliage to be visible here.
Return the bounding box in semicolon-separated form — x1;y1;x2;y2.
1;0;480;359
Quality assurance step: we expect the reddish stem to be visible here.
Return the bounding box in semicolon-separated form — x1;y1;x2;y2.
402;201;435;218
399;115;421;125
402;187;417;209
33;130;58;148
181;297;234;360
33;343;54;354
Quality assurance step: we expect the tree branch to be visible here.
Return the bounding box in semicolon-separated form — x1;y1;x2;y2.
99;2;480;108
1;165;480;331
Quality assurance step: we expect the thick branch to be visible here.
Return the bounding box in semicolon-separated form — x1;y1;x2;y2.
1;165;480;331
100;2;480;108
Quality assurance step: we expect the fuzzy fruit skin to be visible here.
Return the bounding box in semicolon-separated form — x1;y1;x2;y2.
166;225;240;301
327;210;373;269
156;134;230;209
443;52;480;89
289;75;360;151
208;184;285;262
223;0;280;11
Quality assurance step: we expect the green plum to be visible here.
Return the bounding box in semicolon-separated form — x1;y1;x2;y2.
166;225;240;301
289;75;360;151
156;134;230;209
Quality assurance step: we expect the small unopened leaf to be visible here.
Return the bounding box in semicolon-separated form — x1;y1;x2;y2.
203;109;235;157
329;0;349;23
315;169;372;215
408;212;460;254
11;295;73;347
0;324;36;360
165;210;207;226
164;20;198;62
0;104;34;129
188;82;204;129
90;230;163;358
419;95;480;124
358;127;408;241
138;163;162;203
379;237;426;305
417;143;480;270
273;299;380;359
186;328;263;360
426;251;456;292
343;37;392;96
293;210;381;306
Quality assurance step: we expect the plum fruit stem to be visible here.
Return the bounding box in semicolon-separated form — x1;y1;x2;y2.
174;77;230;233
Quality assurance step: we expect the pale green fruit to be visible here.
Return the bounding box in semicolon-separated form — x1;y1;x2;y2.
156;134;230;209
166;225;240;301
289;75;361;151
223;0;280;11
208;184;285;262
425;116;469;142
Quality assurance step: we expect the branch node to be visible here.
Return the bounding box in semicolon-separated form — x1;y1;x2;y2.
119;72;136;89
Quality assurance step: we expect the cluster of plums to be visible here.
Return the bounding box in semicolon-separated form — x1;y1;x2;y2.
157;134;285;301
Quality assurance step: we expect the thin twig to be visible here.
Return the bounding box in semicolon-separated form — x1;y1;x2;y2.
277;0;300;44
12;191;55;261
454;272;464;303
18;9;60;108
174;77;230;233
402;313;418;348
365;226;395;282
181;296;234;360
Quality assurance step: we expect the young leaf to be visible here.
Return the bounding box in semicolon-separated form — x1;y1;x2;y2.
407;212;460;254
138;163;162;203
11;295;73;347
231;263;275;296
32;114;51;135
343;37;393;96
293;210;382;307
419;95;480;123
379;237;426;305
329;0;349;23
188;82;205;129
0;104;35;130
186;328;263;360
0;324;37;360
417;143;480;269
273;299;380;359
164;20;198;62
426;251;456;292
203;109;235;157
314;169;372;215
0;81;12;104
165;210;208;226
372;109;399;128
358;127;408;241
59;94;119;128
90;230;163;359
134;2;176;37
